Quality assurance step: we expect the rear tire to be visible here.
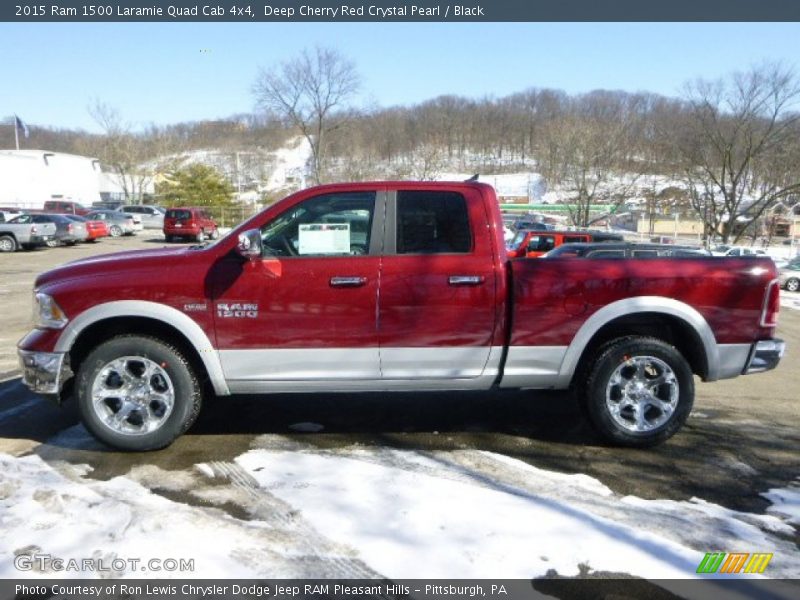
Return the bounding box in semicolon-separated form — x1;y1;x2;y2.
76;336;203;451
0;235;17;252
196;230;206;243
580;336;694;447
786;278;800;293
210;228;220;240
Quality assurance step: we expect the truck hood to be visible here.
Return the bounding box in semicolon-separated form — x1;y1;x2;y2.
34;247;193;289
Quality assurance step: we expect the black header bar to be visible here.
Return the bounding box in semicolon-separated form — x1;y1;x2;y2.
4;1;800;22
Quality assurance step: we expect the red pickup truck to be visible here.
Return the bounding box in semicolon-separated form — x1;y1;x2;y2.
18;182;785;451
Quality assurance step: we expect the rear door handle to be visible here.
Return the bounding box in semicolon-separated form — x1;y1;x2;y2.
448;275;485;286
330;276;367;288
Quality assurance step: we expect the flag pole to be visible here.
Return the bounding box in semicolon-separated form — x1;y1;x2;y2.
14;114;19;150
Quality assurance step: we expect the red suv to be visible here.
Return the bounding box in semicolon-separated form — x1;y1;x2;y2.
163;207;219;242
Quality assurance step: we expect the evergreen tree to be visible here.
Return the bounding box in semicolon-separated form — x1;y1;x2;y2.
158;164;235;207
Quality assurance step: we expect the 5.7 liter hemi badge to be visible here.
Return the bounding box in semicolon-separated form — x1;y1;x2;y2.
217;302;259;318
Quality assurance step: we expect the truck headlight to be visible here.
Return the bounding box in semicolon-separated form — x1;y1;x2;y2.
34;292;68;329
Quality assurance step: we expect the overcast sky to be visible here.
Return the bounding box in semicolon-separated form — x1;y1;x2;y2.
2;22;799;132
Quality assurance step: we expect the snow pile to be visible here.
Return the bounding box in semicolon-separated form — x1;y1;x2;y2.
2;443;798;580
762;482;800;525
0;453;343;579
263;137;312;191
235;447;798;579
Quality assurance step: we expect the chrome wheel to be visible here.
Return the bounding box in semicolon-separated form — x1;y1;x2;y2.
90;356;175;436
787;278;800;293
605;355;679;433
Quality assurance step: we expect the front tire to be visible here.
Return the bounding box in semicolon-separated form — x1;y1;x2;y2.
580;336;694;447
196;230;206;243
786;278;800;293
109;225;123;237
0;234;17;252
76;336;202;451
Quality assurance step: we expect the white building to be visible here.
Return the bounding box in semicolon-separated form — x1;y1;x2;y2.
0;150;103;208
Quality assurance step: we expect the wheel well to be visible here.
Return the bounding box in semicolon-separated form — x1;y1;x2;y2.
69;317;211;389
571;312;709;384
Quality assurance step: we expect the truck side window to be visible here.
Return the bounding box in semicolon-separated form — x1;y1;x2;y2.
396;191;472;254
260;192;376;257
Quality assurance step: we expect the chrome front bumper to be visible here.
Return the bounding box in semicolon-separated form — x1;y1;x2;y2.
18;350;71;395
744;339;785;374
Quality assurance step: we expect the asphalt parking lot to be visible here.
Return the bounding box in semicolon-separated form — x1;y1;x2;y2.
0;235;798;547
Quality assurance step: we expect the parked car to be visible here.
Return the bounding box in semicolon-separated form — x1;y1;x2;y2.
19;181;784;451
43;200;91;216
515;221;552;231
11;213;88;246
163;207;219;242
117;204;165;229
0;217;56;251
710;245;767;257
779;258;800;292
507;230;627;258
84;210;138;237
543;242;712;259
92;201;126;210
63;215;109;242
506;230;592;258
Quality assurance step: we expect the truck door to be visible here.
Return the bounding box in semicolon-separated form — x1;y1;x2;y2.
378;188;498;380
212;190;384;384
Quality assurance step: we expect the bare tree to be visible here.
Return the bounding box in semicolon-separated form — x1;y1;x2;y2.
253;46;360;184
671;63;800;243
83;101;165;202
539;94;644;227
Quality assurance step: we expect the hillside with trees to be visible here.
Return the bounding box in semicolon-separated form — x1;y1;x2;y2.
3;52;799;242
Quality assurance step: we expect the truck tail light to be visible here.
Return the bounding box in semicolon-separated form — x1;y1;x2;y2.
760;280;780;327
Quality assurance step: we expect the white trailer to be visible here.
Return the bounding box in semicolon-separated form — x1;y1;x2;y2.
0;150;103;209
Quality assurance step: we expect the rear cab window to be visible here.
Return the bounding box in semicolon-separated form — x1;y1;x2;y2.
396;190;472;254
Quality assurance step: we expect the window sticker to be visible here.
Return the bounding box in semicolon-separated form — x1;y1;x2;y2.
298;223;351;255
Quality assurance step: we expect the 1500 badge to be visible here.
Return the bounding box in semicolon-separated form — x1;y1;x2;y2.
216;302;258;318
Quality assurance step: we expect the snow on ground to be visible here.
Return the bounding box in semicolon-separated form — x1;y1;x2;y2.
780;290;800;311
762;481;800;525
264;137;312;191
1;441;798;580
0;452;366;579
236;446;799;579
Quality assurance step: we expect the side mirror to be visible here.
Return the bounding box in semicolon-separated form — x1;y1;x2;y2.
236;229;262;260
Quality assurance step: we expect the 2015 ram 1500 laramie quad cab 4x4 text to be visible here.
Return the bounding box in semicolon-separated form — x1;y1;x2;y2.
18;182;785;450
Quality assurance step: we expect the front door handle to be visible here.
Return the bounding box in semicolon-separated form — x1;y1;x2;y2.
330;276;367;288
448;275;485;286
